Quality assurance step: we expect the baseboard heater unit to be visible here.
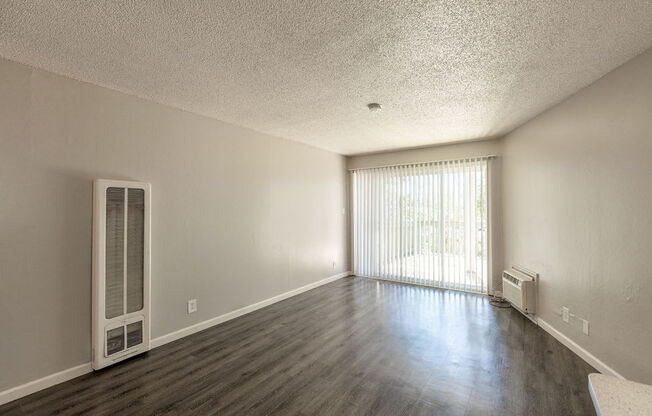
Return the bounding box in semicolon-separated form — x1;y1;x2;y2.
92;179;151;370
502;269;536;315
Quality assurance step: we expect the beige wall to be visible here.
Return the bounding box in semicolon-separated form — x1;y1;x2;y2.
0;58;349;391
347;139;504;293
501;48;652;383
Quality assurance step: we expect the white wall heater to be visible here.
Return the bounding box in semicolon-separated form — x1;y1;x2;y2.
502;269;536;315
92;179;151;369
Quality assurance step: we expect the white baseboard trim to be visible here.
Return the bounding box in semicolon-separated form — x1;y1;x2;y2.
0;363;92;406
536;318;624;379
11;273;628;408
0;271;351;406
151;271;351;348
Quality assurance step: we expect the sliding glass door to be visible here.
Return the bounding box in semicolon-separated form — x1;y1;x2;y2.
352;158;490;293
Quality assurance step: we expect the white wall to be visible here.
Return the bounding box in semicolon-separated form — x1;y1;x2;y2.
501;48;652;383
0;57;349;392
347;139;504;293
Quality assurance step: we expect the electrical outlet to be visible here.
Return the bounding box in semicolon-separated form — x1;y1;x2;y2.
187;298;197;314
332;261;336;270
562;307;569;323
582;319;589;335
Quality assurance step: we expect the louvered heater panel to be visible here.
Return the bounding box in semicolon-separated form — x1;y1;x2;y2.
92;180;151;370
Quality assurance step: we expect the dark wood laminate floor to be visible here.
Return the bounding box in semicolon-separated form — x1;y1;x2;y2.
1;277;596;415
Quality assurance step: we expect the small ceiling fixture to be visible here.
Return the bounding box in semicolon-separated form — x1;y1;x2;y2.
367;103;382;112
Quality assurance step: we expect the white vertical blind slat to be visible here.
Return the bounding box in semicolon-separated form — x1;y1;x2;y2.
352;158;489;294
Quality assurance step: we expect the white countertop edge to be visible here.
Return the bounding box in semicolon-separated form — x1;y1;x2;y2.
588;374;603;416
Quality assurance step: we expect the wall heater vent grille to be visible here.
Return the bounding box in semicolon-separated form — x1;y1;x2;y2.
92;180;151;370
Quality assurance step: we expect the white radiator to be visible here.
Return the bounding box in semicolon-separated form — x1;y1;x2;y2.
502;269;536;314
92;179;151;369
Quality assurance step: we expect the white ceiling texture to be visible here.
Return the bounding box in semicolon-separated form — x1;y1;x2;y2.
1;1;652;154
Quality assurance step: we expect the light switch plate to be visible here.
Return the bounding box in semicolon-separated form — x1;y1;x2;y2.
562;307;569;323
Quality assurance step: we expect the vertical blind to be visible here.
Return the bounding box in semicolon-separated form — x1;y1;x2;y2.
352;157;490;293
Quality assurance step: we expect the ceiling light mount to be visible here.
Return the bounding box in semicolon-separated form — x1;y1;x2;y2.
367;103;382;112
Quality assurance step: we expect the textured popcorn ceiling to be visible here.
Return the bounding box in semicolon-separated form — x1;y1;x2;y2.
1;1;652;155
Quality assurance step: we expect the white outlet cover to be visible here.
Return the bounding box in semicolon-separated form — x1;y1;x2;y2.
562;307;570;323
188;299;197;314
582;320;590;335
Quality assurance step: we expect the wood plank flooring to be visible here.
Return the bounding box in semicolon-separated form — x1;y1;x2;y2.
1;277;596;415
